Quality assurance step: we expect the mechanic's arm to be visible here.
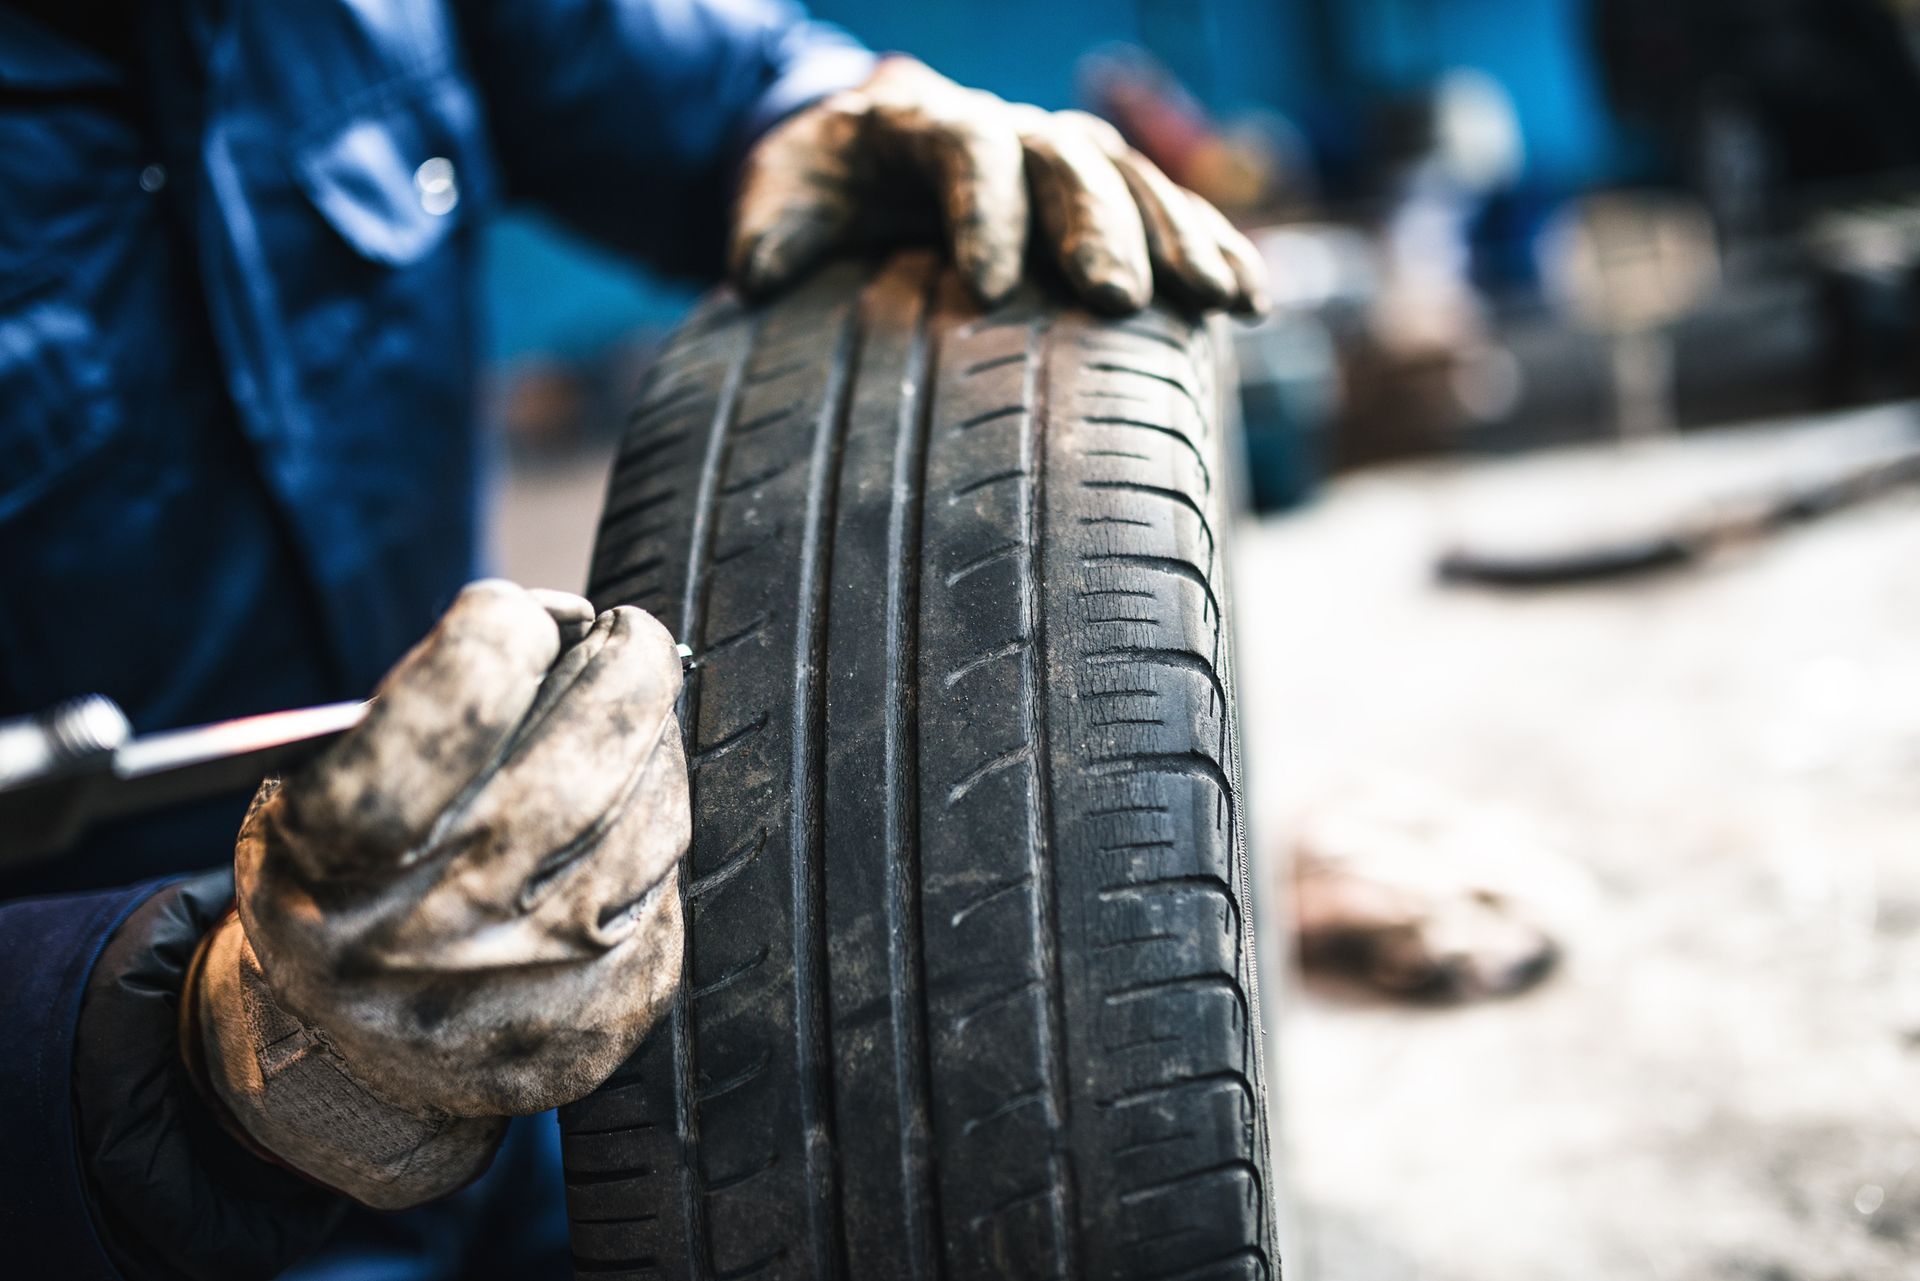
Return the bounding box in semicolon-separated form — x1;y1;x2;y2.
454;0;876;278
0;875;340;1280
0;582;690;1279
457;1;1266;313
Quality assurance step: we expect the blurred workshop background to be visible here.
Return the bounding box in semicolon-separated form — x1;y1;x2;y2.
490;2;1920;1278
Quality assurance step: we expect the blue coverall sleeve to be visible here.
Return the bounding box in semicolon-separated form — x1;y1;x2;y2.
1;872;343;1279
455;0;876;278
0;883;159;1278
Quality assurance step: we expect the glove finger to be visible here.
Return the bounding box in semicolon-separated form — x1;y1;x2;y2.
281;579;558;879
1185;193;1272;317
527;587;594;646
377;714;687;971
1058;111;1238;309
855;60;1028;304
1015;106;1152;315
729;103;862;300
407;604;687;948
567;713;689;949
368;872;685;1117
925;112;1028;305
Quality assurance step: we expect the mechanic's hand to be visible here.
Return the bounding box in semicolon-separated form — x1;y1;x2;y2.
730;56;1268;315
184;580;689;1209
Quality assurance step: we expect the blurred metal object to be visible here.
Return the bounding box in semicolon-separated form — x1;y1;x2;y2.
0;642;700;867
0;697;134;865
0;698;367;868
1440;437;1920;587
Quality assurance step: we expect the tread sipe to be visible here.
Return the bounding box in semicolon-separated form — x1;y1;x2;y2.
561;253;1275;1281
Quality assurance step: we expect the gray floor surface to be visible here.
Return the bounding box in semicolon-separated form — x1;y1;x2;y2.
1238;406;1920;1281
496;404;1920;1280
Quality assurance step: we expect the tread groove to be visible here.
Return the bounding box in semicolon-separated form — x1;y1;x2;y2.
667;309;761;1279
944;743;1035;806
618;428;693;467
1085;362;1206;418
883;270;943;1281
737;406;797;435
969;1184;1060;1233
1103;971;1245;1009
951;403;1026;432
1081;480;1217;552
712;525;786;566
567;1165;657;1187
602;488;678;529
949;874;1034;927
690;944;772;1002
1111;324;1191;353
1119;1158;1265;1206
1096;1069;1258;1112
593;556;666;602
1080;415;1213;491
953;976;1046;1032
704;1151;780;1194
572;1254;660;1275
1024;318;1080;1276
713;1249;788;1281
718;458;799;495
965;352;1026;375
690;713;770;768
959;1085;1050;1136
944;540;1025;586
1088;750;1233;802
702;611;773;659
942;636;1031;689
1099;873;1236;901
565;1119;660;1140
1084;647;1228;714
1081;554;1222;622
688;827;769;906
696;1051;772;1105
1145;1248;1269;1281
788;303;860;1281
949;467;1028;499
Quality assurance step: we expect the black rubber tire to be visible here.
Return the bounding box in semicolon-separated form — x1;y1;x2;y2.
560;253;1275;1281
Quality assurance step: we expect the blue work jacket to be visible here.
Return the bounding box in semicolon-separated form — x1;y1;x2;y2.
0;2;870;1276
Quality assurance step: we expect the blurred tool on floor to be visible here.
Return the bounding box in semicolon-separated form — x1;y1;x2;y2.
1439;435;1920;586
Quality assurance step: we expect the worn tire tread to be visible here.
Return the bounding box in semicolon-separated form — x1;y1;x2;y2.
561;255;1274;1281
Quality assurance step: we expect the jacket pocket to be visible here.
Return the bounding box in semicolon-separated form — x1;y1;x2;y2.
291;75;493;268
0;271;121;520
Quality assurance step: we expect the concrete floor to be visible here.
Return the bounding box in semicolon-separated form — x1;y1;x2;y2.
494;404;1920;1280
1237;406;1920;1281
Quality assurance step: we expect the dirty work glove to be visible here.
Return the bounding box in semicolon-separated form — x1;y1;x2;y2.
730;56;1269;315
183;580;689;1210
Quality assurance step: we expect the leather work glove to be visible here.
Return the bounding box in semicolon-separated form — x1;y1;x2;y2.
730;56;1269;315
182;580;689;1210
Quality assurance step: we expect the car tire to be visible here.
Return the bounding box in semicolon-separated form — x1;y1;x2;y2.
560;252;1276;1281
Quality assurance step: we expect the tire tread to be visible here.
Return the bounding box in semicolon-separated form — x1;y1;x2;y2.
562;257;1274;1281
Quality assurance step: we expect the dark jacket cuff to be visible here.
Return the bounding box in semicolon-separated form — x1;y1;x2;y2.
70;871;345;1280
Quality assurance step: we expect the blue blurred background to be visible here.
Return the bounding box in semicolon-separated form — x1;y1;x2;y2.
482;0;1622;369
487;0;1920;515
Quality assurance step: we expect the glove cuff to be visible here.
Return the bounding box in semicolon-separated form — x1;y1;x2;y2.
176;905;284;1170
186;913;508;1211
